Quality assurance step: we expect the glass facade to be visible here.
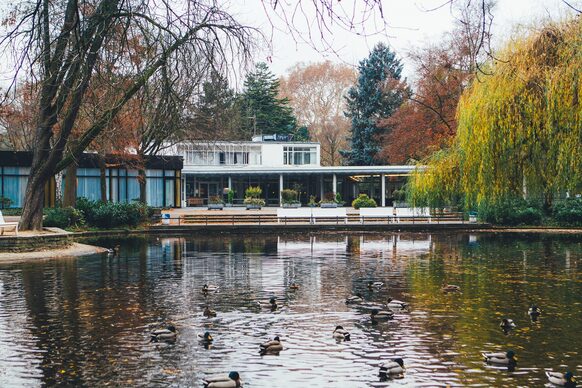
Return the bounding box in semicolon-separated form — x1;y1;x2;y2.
283;146;317;165
0;167;30;208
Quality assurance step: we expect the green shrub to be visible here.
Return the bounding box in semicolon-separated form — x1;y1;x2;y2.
281;189;299;204
352;194;377;209
335;192;343;205
243;197;266;206
320;191;336;204
209;195;223;204
477;197;543;226
245;186;262;198
308;195;317;207
553;198;582;226
74;197;150;228
226;189;235;204
44;207;85;228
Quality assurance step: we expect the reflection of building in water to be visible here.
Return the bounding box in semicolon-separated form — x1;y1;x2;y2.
276;236;348;257
359;234;432;258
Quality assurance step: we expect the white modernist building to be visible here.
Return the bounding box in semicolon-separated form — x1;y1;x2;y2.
165;134;417;207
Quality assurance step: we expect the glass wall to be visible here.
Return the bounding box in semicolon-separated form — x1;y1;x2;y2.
283;146;317;165
1;167;30;208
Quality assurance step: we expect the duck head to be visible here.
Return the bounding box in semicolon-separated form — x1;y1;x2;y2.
228;371;240;382
269;297;277;304
167;325;176;333
334;325;344;331
202;284;208;291
273;336;280;342
565;371;575;382
393;358;404;368
530;304;540;312
506;350;516;360
367;281;374;288
202;331;213;341
371;309;379;317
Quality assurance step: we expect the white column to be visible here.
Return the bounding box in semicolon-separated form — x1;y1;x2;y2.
228;176;232;190
381;173;386;207
279;174;284;205
332;174;337;195
319;175;324;199
182;176;186;208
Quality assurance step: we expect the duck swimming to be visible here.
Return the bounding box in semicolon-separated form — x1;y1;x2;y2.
442;284;461;293
203;306;217;317
198;331;214;343
203;371;242;388
259;336;283;354
332;325;351;341
500;318;516;329
345;295;364;304
150;325;177;342
371;309;394;321
386;298;409;309
483;350;517;367
379;358;405;376
528;305;541;317
546;371;576;387
202;284;220;293
368;281;384;289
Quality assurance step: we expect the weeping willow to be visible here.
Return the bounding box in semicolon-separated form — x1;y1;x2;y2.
409;18;582;209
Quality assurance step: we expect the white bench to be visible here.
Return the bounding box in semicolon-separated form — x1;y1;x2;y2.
359;207;395;223
394;207;431;223
0;210;18;235
311;208;347;224
277;208;313;223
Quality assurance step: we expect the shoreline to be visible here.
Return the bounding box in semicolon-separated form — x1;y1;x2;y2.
0;242;108;264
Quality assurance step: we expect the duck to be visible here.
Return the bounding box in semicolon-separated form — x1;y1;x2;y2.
259;336;283;354
368;281;384;289
546;371;576;387
482;350;517;367
289;283;300;290
265;297;278;311
203;371;242;388
528;305;541;317
345;295;364;304
203;306;217;317
198;331;214;343
106;245;120;257
202;284;220;293
442;284;461;292
379;358;405;376
371;309;394;321
332;325;351;341
386;298;409;309
150;325;177;342
500;318;516;329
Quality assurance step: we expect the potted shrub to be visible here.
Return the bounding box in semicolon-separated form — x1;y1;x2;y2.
335;192;344;206
226;189;235;207
392;188;407;208
307;195;318;207
352;193;377;209
320;191;338;208
208;195;224;210
244;186;266;210
281;189;301;208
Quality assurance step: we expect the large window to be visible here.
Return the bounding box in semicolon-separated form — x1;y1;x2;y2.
2;167;29;208
284;147;317;165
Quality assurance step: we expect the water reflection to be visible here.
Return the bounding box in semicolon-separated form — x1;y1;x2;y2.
0;232;580;387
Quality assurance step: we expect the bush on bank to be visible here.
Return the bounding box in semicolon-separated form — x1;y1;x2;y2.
75;198;152;228
552;198;582;226
477;198;543;226
352;194;377;209
44;207;85;228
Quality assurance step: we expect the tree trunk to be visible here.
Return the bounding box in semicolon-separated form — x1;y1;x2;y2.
138;168;147;203
63;163;78;207
99;157;107;202
19;172;49;231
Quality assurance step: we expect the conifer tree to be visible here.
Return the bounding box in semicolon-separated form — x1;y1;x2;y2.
343;43;407;165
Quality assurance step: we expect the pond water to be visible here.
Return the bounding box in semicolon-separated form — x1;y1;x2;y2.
0;232;580;387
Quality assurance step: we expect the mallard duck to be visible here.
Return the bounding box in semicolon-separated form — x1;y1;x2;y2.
259;336;283;354
203;306;217;317
442;284;461;292
267;297;278;311
106;245;120;257
483;350;517;366
386;298;409;309
345;295;364;304
289;283;300;290
379;358;405;376
546;371;576;387
202;284;219;293
198;331;214;343
371;309;394;321
500;318;516;329
332;325;351;341
203;371;242;388
368;281;384;289
150;325;177;342
528;305;541;317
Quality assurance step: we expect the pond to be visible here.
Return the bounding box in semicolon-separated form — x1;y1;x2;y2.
0;232;580;387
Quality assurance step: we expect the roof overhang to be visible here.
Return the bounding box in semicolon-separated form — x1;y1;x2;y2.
181;165;423;175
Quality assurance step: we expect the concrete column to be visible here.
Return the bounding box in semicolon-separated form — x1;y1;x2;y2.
228;176;232;190
182;176;186;208
279;174;284;205
381;173;386;207
332;174;337;195
319;174;324;199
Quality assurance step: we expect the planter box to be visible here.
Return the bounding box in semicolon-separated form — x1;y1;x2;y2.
282;203;301;208
246;205;262;210
208;204;224;210
320;202;338;208
225;203;233;207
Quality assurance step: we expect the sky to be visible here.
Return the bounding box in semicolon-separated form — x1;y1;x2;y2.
229;0;579;80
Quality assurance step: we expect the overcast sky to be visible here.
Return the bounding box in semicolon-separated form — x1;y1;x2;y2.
230;0;579;80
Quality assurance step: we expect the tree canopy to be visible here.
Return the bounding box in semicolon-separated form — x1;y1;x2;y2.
408;19;582;209
343;43;407;165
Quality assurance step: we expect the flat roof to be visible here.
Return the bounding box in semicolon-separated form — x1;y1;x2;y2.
180;141;320;146
182;165;420;175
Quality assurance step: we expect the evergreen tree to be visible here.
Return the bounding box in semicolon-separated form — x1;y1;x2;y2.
193;71;242;139
240;62;296;137
343;43;407;165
